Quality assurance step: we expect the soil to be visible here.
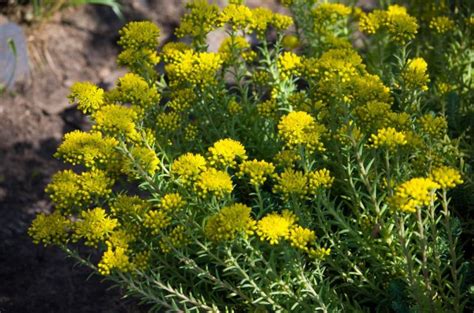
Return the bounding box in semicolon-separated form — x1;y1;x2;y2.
0;1;286;312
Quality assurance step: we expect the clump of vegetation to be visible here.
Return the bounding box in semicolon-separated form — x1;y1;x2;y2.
29;0;473;311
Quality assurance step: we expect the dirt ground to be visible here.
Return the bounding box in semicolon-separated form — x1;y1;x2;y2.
0;1;285;312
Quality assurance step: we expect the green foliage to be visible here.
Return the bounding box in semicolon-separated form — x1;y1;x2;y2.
29;0;473;312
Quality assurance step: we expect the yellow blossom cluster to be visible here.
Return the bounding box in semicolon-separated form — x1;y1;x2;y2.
278;111;325;152
110;73;160;111
238;159;275;187
402;58;430;91
165;50;223;87
98;246;132;276
391;178;440;213
92;104;140;142
257;99;278;119
156;111;181;133
370;127;407;150
359;5;419;44
69;82;105;114
312;3;351;33
28;211;71;246
273;150;301;168
277;52;302;80
168;88;196;112
205;203;256;242
419;114;447;138
171;153;207;185
46;169;114;212
175;0;220;39
429;166;463;189
208;138;247;168
429;16;455;34
144;209;171;235
273;168;308;200
73;207;118;246
307;169;334;193
54;130;119;169
160;193;186;212
110;195;150;218
195;168;233;199
256;210;297;245
227;100;243;115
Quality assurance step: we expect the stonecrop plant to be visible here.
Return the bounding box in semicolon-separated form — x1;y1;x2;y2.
29;0;473;312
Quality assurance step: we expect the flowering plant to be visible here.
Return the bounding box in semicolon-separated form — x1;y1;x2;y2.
30;0;473;311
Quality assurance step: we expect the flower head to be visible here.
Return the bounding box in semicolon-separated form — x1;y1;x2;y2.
171;153;207;184
273;168;307;200
278;111;325;152
402;58;430;91
370;127;407;150
69;82;104;114
208;138;247;168
196;168;233;199
205;203;256;242
391;178;440;213
257;210;297;245
430;166;463;189
238;159;275;187
28;211;71;246
73;208;119;246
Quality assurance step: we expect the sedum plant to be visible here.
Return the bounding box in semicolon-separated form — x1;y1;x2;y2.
29;0;473;312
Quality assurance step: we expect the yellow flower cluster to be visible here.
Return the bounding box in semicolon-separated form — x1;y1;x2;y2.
282;34;300;50
391;178;440;213
208;138;247;168
92;104;140;142
69;82;104;114
160;193;186;212
73;208;118;246
419;114;447;138
98;246;132;276
171;153;207;185
256;210;297;245
274;150;301;168
160;225;189;253
166;50;223;87
205;203;256;242
110;195;150;217
112;73;160;111
54;131;118;169
168;88;196;112
184;124;198;142
308;247;331;260
161;42;192;63
175;0;219;38
238;159;275;187
196;168;233;199
402;58;430;91
227;100;243;115
278;111;325;152
117;21;160;75
307;169;334;193
277;52;302;80
257;99;278;119
144;209;171;235
359;5;418;44
429;16;455;34
28;211;71;246
218;4;253;30
429;166;463;189
370;127;407;150
46;169;113;212
288;226;316;252
354;101;392;130
156;111;181;133
273;168;307;200
122;146;160;177
312;3;351;33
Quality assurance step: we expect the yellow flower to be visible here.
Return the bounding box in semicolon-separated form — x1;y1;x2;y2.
28;211;71;246
205;203;256;242
313;3;351;33
73;208;118;246
69;82;104;114
370;127;407;150
160;193;186;212
391;178;440;213
98;246;132;275
282;34;300;50
46;169;114;212
430;166;463;189
307;169;334;193
166;50;223;86
106;229;134;250
419;114;447;138
184;124;198;142
110;195;150;217
308;247;331;260
92;104;140;142
175;0;219;38
218;4;253;30
257;99;278;119
273;168;307;200
118;21;160;50
277;52;302;79
238;159;275;187
171;153;207;184
257;210;297;245
288;226;316;252
144;209;171;235
385;5;419;44
156;111;181;133
273;149;301;168
278;111;325;152
112;73;160;110
168;88;196;112
161;42;192;63
54;131;119;169
208;138;247;168
402;58;430;91
429;16;455;34
227;100;243;115
196;168;233;199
